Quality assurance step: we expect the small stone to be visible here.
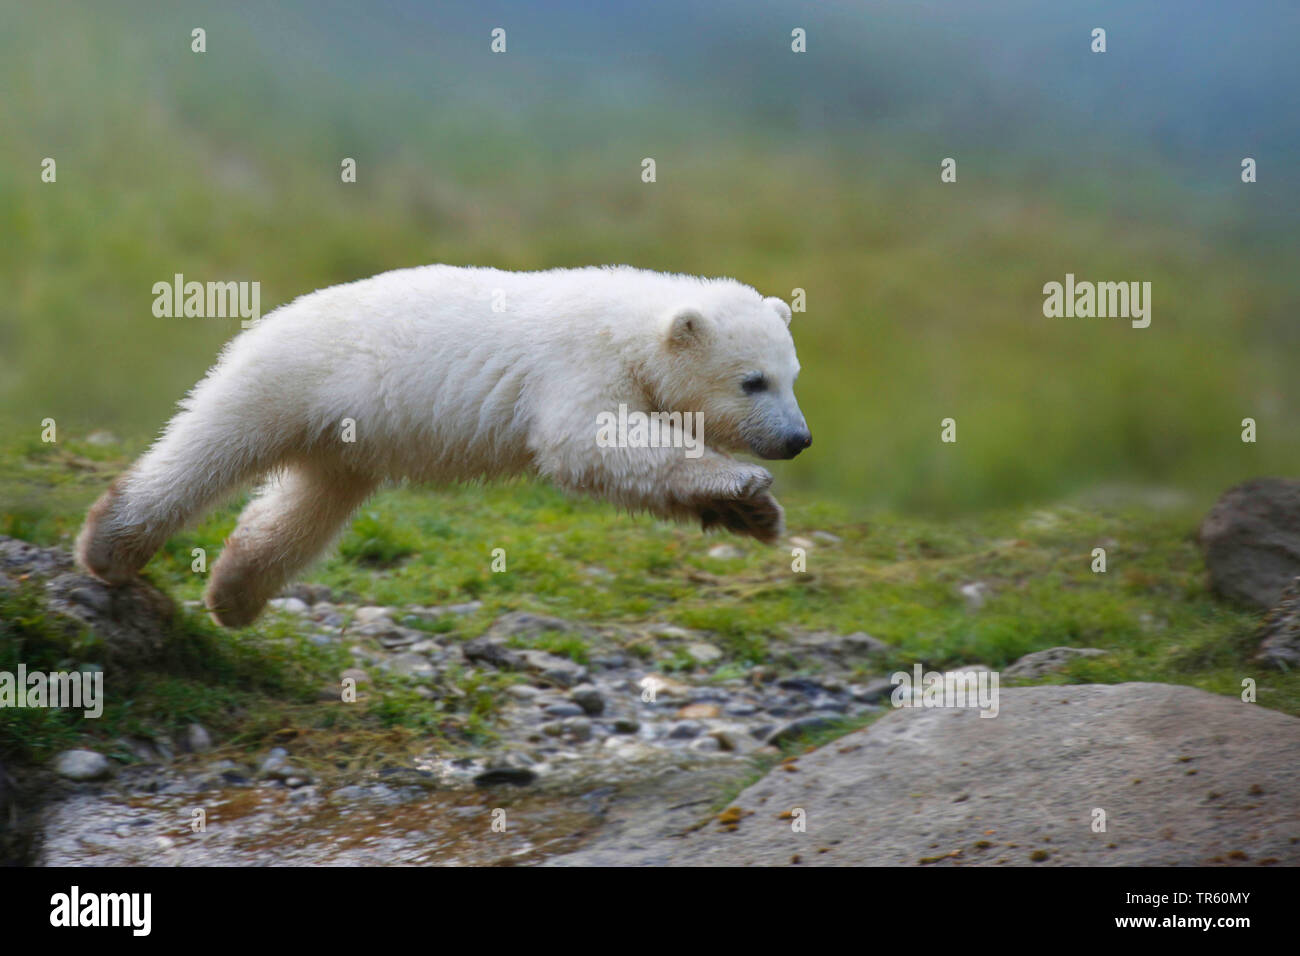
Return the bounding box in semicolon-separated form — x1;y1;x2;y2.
376;628;422;649
811;531;842;545
569;684;606;716
340;667;370;684
354;606;392;626
260;748;310;783
1004;647;1108;680
688;736;722;753
54;750;111;781
268;597;310;615
789;536;814;550
708;544;743;560
777;676;824;695
648;624;693;639
185;723;213;753
677;703;721;719
385;653;437;679
959;582;990;610
561;717;594;741
474;767;537;787
516;650;589;688
461;635;522;669
544;703;585;718
668;720;703;739
842;632;892;656
687;687;728;703
613;717;640;734
849;679;895;703
686;642;724;664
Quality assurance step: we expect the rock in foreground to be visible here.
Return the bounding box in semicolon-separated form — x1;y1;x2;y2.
547;683;1300;866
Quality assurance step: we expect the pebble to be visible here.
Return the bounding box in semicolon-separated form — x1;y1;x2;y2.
186;723;213;753
561;717;594;741
667;720;703;739
849;679;896;703
959;582;990;610
55;750;112;781
677;703;720;719
268;597;310;615
354;606;393;626
544;703;585;718
569;684;606;716
686;642;724;664
385;653;437;679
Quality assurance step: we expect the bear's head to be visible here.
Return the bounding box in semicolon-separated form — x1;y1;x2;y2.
653;290;811;460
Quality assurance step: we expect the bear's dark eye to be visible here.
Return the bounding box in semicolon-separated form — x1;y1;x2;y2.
742;373;767;395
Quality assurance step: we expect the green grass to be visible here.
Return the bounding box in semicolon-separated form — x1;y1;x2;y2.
1;438;1294;771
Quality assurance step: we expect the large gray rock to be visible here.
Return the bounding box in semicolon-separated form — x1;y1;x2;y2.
1199;479;1300;608
546;684;1300;866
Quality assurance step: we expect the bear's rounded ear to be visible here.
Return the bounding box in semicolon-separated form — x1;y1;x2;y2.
764;296;792;326
665;307;713;349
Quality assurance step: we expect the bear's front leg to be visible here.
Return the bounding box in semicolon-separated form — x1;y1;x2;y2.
672;456;785;544
533;401;787;544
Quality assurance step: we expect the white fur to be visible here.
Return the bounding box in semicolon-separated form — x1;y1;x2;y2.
76;265;808;626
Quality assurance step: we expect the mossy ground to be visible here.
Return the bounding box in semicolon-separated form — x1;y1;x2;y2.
1;437;1292;772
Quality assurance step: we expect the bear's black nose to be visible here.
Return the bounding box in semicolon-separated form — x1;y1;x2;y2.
784;430;812;458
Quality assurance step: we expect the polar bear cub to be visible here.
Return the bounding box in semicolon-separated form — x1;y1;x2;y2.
76;265;811;627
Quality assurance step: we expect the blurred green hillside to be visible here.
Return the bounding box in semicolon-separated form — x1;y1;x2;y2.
2;0;1297;514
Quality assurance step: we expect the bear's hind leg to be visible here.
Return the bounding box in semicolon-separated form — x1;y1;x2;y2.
76;404;286;585
205;464;376;628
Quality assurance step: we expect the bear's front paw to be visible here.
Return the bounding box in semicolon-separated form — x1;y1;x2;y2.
728;465;773;499
699;490;785;544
